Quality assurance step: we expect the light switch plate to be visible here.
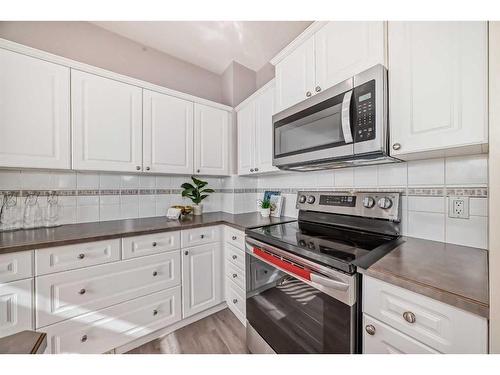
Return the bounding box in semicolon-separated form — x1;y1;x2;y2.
448;196;469;219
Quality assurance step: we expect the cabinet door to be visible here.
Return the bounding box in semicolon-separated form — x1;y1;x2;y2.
0;279;33;338
0;49;70;169
182;242;222;318
194;104;229;175
72;70;143;172
255;82;279;173
143;90;194;174
315;21;385;91
389;22;488;157
237;100;256;176
275;37;315;113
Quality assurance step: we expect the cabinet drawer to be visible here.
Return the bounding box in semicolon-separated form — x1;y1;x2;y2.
363;314;438;354
226;279;245;324
36;251;180;328
363;276;488;353
0;278;34;338
224;226;245;250
181;226;221;247
225;243;245;270
122;231;180;259
35;239;120;275
0;251;33;283
42;287;182;353
225;261;245;291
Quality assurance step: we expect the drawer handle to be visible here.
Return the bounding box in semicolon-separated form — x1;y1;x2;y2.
365;325;376;336
232;255;237;260
403;311;416;324
81;335;88;343
232;299;238;304
79;288;86;295
153;309;159;316
152;271;158;277
232;236;237;240
152;242;157;247
77;253;85;260
200;234;205;239
232;273;238;278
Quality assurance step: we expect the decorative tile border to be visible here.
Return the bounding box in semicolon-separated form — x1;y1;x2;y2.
407;188;445;196
446;187;488;197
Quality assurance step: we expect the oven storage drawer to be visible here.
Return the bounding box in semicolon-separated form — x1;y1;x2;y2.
181;226;221;247
226;279;246;324
0;250;33;283
35;239;120;275
41;287;182;354
225;243;245;270
122;231;180;259
363;275;488;353
225;260;245;290
224;227;245;250
363;313;438;354
35;251;181;328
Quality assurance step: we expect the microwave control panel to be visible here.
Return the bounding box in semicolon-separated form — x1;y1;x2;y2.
353;80;376;142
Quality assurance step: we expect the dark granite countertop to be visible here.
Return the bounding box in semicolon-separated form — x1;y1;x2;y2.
358;236;489;318
0;331;46;354
0;212;296;254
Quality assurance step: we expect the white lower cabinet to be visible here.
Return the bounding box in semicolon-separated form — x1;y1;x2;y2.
182;242;223;318
41;287;182;354
226;279;246;325
0;278;34;338
363;275;488;354
223;227;246;325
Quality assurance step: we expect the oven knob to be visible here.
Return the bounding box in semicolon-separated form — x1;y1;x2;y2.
308;242;315;250
298;195;307;204
298;240;306;247
377;197;393;209
307;196;316;204
362;196;375;208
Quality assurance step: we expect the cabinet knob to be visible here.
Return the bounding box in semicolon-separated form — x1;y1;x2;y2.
392;143;401;151
365;325;376;336
200;234;205;239
146;166;151;171
403;311;416;324
184;251;189;256
136;166;141;171
153;309;159;316
232;273;238;278
152;271;158;277
306;91;312;97
79;288;86;295
232;299;238;304
232;236;237;240
81;335;88;343
197;169;200;173
315;86;322;93
254;168;259;172
152;242;157;247
250;169;254;172
232;255;237;260
77;253;85;260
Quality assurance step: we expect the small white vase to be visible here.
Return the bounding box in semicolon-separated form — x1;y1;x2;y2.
193;204;203;216
261;208;270;217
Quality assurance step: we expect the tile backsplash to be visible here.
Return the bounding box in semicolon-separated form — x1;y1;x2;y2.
0;154;489;249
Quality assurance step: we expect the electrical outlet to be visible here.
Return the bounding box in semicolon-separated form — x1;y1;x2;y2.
448;197;469;219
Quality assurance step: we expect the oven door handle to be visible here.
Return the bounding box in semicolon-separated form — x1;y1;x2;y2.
310;273;349;291
341;90;353;144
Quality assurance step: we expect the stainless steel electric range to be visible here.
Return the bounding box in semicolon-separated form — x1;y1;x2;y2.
244;191;403;354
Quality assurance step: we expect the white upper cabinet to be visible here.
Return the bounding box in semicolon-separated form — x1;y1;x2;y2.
72;70;143;172
237;81;278;176
389;22;488;158
275;37;315;113
194;103;230;176
315;21;385;90
273;22;385;114
143;90;194;174
0;49;70;169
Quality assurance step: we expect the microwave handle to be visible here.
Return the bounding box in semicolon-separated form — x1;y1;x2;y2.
341;90;354;144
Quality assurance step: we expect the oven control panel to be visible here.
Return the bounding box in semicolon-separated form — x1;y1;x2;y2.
296;191;400;222
353;79;376;142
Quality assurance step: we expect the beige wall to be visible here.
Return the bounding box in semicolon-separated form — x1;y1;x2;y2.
256;62;275;90
489;21;500;354
0;21;223;103
221;61;256;107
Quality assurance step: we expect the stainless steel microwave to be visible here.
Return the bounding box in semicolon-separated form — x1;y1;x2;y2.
272;64;400;171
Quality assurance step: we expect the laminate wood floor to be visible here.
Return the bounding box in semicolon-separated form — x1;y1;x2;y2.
125;308;248;354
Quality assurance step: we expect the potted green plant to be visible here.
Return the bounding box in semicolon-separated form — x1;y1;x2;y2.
181;176;215;216
259;197;271;217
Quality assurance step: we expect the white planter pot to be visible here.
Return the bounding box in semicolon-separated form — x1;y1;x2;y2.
260;208;270;217
193;204;203;216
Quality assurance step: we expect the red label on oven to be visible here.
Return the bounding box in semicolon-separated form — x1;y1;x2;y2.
253;247;311;281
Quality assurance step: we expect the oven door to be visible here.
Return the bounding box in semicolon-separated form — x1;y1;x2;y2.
245;238;358;354
272;78;354;168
